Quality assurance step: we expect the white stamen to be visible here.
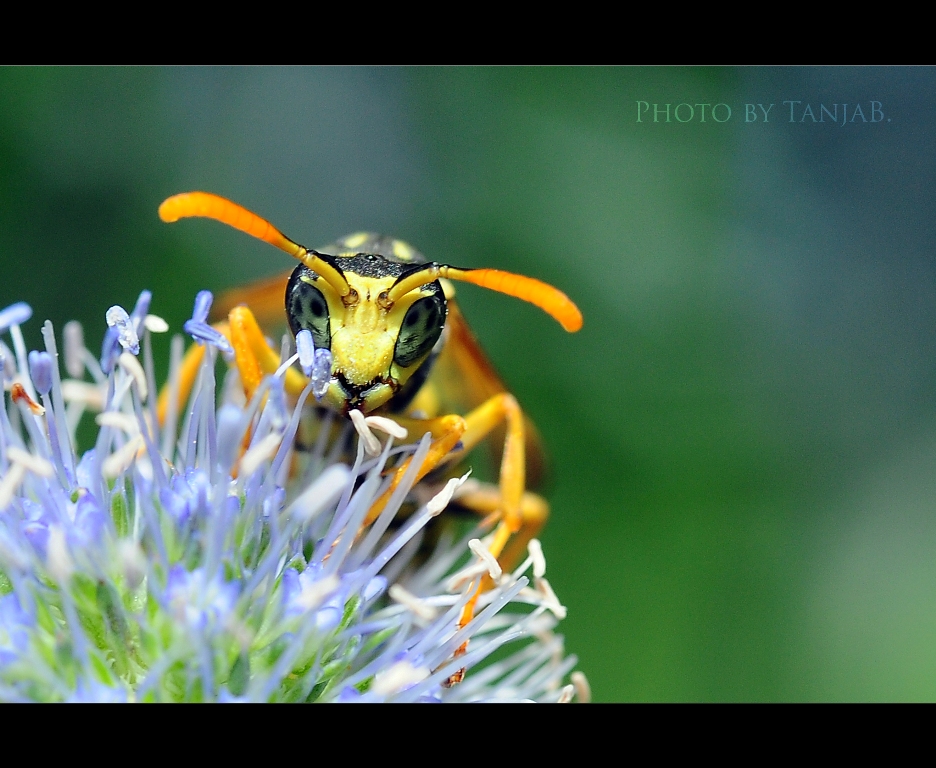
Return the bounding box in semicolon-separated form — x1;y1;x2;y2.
63;321;85;379
427;472;471;517
389;583;438;622
102;435;145;479
557;684;575;703
295;573;340;612
451;477;481;499
286;464;352;523
535;577;567;620
7;445;55;477
118;352;148;401
274;352;299;381
571;671;592;704
349;409;381;457
372;660;430;696
364;415;408;441
528;539;546;579
524;612;559;636
517;586;542;603
62;380;106;409
95;412;140;435
0;463;26;509
239;433;282;478
143;314;169;333
47;525;74;583
468;538;502;581
6;445;54;477
445;561;488;593
509;539;546;583
536;627;565;669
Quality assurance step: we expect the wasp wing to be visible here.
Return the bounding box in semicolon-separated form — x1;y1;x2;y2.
210;269;294;327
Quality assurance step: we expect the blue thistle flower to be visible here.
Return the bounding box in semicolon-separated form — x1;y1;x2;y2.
0;294;586;703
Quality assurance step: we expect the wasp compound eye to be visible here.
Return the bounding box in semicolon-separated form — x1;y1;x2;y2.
393;295;445;369
286;270;331;350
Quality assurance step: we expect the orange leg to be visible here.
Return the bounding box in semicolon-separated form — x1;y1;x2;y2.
366;392;527;538
451;394;540;684
364;414;467;526
444;480;550;684
450;482;549;574
227;306;307;401
157;337;208;427
366;393;539;684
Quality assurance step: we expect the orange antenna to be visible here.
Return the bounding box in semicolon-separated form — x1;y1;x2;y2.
159;192;351;298
387;264;583;332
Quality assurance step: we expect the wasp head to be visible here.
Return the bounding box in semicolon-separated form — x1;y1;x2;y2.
285;250;447;415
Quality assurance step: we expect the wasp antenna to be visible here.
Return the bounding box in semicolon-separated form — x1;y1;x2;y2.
159;192;351;297
447;267;582;332
389;265;582;332
293;250;352;299
159;192;304;257
385;264;444;304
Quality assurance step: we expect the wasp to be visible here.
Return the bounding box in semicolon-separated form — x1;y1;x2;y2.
156;192;582;677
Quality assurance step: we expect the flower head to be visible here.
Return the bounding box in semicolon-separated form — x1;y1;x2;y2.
0;295;585;702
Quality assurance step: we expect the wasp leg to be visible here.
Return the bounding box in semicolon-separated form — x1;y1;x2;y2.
450;482;550;574
441;488;550;688
227;306;307;401
377;393;531;562
441;393;538;684
363;414;467;526
367;393;536;685
460;393;526;559
157;334;210;427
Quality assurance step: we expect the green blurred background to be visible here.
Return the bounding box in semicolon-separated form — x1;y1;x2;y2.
2;67;934;701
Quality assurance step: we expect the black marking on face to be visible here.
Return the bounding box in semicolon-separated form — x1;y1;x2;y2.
333;371;398;411
286;266;331;349
389;341;442;413
394;293;447;369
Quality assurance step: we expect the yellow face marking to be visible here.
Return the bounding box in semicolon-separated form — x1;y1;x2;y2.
328;273;398;386
310;271;436;413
